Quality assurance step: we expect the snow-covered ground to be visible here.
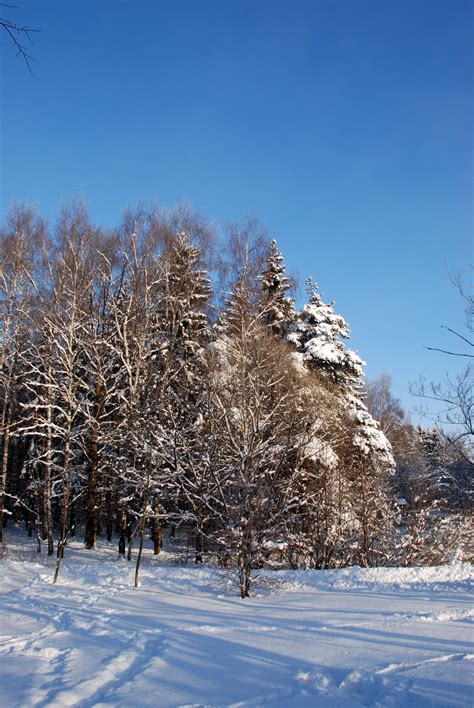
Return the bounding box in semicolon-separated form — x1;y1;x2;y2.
1;531;473;707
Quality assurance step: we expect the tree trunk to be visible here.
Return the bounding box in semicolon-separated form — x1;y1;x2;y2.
44;362;54;556
0;417;11;542
118;508;127;556
151;500;162;555
46;496;54;557
195;528;204;563
127;528;135;561
53;484;69;584
84;425;99;549
105;487;114;542
134;507;147;588
38;476;53;550
36;528;42;553
152;524;162;555
69;501;76;537
239;565;251;599
239;521;252;598
53;437;71;583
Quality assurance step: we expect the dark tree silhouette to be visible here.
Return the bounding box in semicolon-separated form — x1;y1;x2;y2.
1;3;40;73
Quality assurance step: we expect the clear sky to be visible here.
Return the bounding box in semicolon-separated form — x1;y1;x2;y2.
1;0;472;419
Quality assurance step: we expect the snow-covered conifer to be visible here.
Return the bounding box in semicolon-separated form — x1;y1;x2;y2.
211;263;318;595
258;239;295;337
154;233;214;554
287;276;395;566
288;278;363;390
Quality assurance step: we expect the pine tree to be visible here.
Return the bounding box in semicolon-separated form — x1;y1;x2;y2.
258;239;295;337
287;277;395;566
288;278;363;390
159;232;212;367
155;232;214;557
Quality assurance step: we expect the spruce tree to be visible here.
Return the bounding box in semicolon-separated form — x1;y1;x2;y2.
288;277;363;390
156;232;214;558
287;276;394;566
258;239;295;337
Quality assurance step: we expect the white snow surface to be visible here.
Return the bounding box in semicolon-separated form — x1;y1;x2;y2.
1;532;473;708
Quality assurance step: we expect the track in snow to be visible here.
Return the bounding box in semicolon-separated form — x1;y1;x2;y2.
1;533;472;707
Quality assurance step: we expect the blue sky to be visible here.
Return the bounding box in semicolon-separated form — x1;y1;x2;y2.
1;0;472;419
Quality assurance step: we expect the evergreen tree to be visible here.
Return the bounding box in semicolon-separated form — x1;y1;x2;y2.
287;277;395;566
155;232;214;559
288;277;393;466
288;277;363;390
258;239;295;337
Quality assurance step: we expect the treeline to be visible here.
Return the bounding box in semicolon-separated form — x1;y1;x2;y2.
365;374;472;567
0;203;471;596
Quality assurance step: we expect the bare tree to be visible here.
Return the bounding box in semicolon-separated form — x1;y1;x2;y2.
0;206;44;541
364;374;405;439
21;212;95;581
411;271;473;460
212;255;320;596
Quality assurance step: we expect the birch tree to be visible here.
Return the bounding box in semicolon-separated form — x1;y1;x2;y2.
0;206;44;541
213;264;316;597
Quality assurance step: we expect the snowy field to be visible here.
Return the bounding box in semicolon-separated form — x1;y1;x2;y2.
1;532;473;708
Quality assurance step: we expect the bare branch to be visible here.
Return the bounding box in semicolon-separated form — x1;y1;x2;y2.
0;4;41;73
441;325;473;349
426;346;473;358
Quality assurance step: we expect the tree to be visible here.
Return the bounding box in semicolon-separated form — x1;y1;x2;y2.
20;205;99;580
364;373;420;479
365;374;405;439
213;270;314;596
0;205;44;542
154;232;214;560
258;239;295;337
411;272;473;461
100;226;165;567
287;278;395;567
5;201;453;580
288;278;364;391
364;369;474;565
410;275;474;560
394;424;471;566
283;381;348;569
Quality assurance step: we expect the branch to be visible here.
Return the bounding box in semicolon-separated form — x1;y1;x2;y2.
0;5;41;74
425;346;474;358
441;325;473;349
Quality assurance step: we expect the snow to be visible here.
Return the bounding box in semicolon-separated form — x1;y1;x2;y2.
303;436;339;469
1;531;473;707
346;395;395;465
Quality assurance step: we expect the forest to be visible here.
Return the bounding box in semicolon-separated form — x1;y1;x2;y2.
0;202;471;597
